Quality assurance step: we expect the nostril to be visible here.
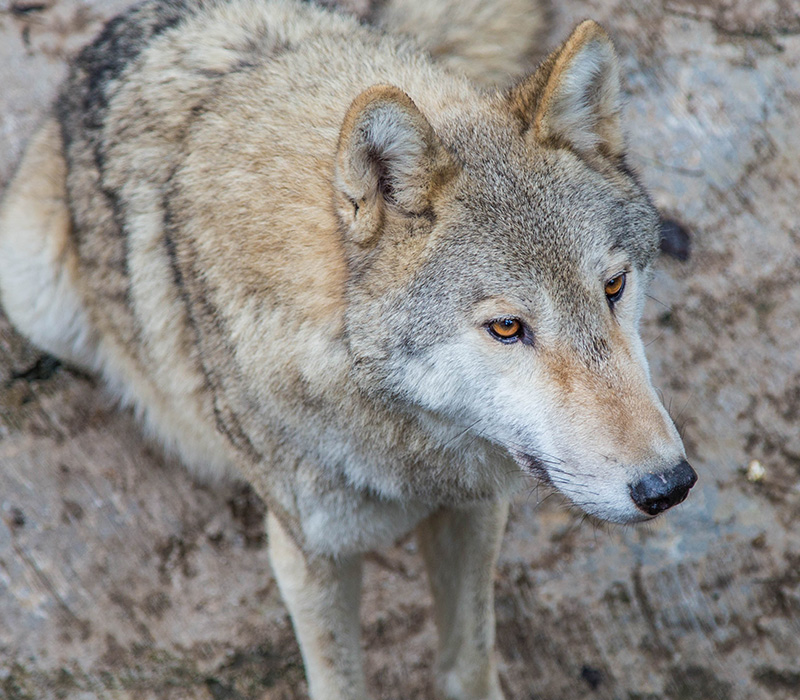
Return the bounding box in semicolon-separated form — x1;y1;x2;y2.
629;460;698;516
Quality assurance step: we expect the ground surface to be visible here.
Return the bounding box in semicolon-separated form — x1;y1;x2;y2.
1;1;799;698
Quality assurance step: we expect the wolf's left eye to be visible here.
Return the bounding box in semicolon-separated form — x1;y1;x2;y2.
605;272;626;304
487;318;524;343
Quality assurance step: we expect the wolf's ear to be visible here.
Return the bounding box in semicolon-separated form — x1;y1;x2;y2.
508;20;623;162
335;85;457;244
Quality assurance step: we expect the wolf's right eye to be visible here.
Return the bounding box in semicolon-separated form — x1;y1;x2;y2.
487;318;524;343
604;272;626;305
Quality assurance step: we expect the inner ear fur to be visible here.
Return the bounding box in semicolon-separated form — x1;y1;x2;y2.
507;20;624;162
334;84;457;245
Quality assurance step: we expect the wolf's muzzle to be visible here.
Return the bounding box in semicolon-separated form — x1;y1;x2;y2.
629;460;698;516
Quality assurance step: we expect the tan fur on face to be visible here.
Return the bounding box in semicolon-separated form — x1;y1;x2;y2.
540;335;678;468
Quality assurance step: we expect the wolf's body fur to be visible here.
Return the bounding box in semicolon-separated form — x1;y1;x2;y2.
0;1;692;697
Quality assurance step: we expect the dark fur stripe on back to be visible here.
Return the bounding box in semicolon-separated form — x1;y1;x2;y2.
59;0;194;130
54;0;199;355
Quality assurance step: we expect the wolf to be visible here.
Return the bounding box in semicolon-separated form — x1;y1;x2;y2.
0;0;697;697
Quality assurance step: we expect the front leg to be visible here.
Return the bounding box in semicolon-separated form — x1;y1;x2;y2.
417;499;509;700
267;512;367;700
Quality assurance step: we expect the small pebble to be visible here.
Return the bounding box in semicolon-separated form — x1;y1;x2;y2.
746;459;766;483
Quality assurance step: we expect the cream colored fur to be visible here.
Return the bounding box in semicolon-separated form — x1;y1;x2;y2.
0;120;96;370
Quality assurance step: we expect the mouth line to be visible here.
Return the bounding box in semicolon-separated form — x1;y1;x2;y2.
507;448;669;526
508;449;553;486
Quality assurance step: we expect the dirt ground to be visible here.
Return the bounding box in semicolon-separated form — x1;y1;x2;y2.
1;1;799;699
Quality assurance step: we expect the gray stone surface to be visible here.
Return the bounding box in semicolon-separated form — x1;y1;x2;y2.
1;1;799;698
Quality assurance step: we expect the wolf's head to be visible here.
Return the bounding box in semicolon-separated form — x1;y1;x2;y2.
334;21;696;524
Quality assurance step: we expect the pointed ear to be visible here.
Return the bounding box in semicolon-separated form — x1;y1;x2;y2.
334;85;457;245
508;20;624;162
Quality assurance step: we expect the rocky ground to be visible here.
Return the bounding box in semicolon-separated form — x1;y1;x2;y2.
1;1;799;698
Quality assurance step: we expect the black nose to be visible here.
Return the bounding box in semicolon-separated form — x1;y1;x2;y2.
629;460;698;516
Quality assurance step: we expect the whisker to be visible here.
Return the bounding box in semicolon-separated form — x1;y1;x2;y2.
439;421;605;497
645;329;666;347
546;464;597;481
526;490;557;512
532;448;566;465
673;390;695;424
441;417;487;451
645;293;672;312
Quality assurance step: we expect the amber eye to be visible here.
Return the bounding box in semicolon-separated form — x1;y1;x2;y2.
604;272;626;303
488;318;523;343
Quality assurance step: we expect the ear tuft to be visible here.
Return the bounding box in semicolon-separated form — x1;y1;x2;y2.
335;85;456;244
508;20;624;162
